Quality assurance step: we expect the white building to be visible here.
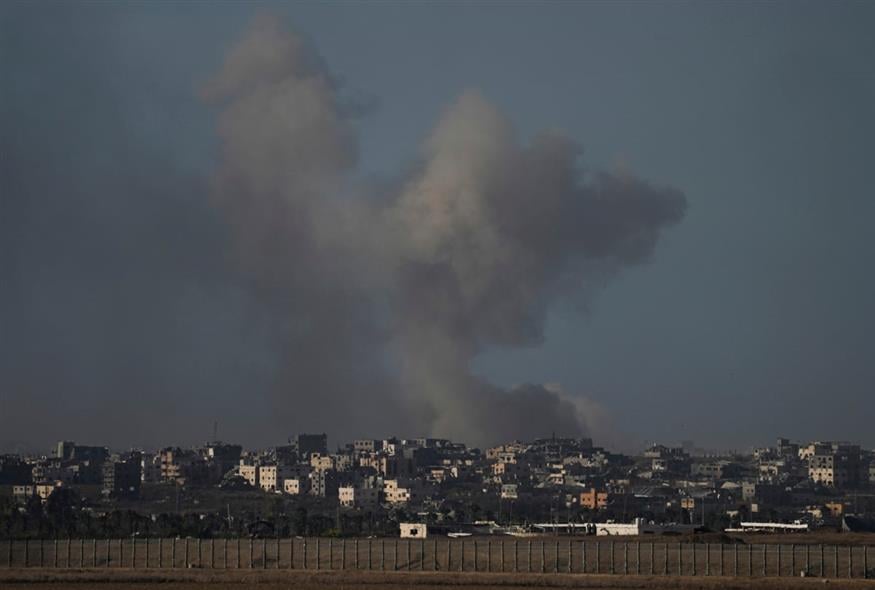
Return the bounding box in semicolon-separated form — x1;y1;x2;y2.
400;522;427;538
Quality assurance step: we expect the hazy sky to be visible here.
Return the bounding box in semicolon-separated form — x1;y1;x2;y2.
2;1;874;453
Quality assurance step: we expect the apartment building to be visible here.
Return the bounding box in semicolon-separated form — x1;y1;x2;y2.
580;487;609;510
339;485;379;508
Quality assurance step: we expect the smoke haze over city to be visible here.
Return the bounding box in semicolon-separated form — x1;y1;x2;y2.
2;2;874;453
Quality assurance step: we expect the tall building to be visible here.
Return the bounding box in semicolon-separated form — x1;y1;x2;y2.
296;434;328;461
102;452;142;498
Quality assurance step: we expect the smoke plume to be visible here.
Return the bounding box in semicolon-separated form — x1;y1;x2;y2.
202;15;686;447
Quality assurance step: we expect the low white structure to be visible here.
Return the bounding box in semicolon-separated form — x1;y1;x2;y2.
725;522;810;533
400;522;427;539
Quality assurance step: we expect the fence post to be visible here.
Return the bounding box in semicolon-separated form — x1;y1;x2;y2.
834;545;838;578
420;539;424;571
528;540;532;572
610;542;615;575
649;543;653;575
595;542;600;574
382;539;386;571
678;542;683;576
636;542;641;576
67;538;72;568
805;543;811;576
762;544;767;577
748;543;752;577
92;539;97;568
24;539;29;568
171;538;175;569
79;539;84;568
159;538;163;569
663;543;668;576
567;540;572;573
53;538;58;568
820;544;824;578
734;543;738;577
41;539;45;568
394;539;398;571
145;538;150;568
316;538;321;571
720;543;723;576
458;540;462;572
486;540;491;573
302;539;307;570
705;543;710;576
581;542;585;574
473;540;477;572
849;545;853;579
778;543;784;578
554;539;559;573
369;539;374;571
791;544;795;577
540;540;544;573
623;542;628;575
864;546;868;579
434;539;438;571
691;543;695;577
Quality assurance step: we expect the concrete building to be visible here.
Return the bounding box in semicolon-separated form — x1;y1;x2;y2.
500;483;519;500
309;469;339;498
239;464;259;488
296;434;328;461
339;485;379;508
580;488;609;510
400;522;427;538
283;477;309;495
258;465;299;492
102;452;142;498
808;443;864;488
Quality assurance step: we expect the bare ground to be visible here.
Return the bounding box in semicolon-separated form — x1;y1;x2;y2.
2;569;875;589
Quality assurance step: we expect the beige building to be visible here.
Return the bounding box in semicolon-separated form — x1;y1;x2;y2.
580;487;609;510
310;454;336;472
339;486;379;508
384;479;421;505
283;477;309;495
239;464;259;488
399;522;427;538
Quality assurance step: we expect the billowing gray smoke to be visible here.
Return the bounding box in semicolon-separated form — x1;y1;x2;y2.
202;14;686;447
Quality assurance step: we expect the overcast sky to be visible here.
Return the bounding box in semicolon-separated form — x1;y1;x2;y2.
2;1;874;454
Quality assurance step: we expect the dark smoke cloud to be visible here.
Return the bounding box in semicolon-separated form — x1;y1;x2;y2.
0;11;685;451
203;16;686;447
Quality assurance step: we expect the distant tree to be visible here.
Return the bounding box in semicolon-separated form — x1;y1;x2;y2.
45;488;78;536
292;507;308;536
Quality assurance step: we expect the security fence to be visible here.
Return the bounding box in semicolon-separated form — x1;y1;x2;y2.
1;538;872;579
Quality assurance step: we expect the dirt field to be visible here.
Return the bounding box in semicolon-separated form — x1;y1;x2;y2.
3;569;875;589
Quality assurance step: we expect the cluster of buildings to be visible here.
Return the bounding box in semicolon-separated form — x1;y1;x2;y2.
3;434;875;533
